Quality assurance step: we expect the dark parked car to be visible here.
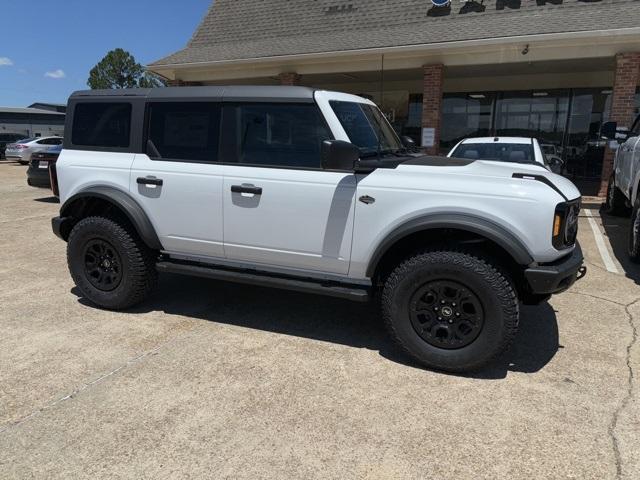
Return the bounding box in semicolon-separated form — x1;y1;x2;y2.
27;144;62;188
0;133;25;158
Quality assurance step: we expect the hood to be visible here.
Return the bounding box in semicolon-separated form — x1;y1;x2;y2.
394;155;581;202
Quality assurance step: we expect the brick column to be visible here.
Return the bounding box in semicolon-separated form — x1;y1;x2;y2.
279;72;302;86
598;53;640;196
422;64;444;155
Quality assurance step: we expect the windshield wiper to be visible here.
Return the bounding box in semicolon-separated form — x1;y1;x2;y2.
360;149;399;159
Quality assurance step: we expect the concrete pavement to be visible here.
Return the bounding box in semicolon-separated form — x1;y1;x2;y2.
0;161;638;479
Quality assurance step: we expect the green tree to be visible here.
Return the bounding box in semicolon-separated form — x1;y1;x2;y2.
88;48;165;89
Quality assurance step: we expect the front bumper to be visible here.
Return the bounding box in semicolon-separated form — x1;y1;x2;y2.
524;243;585;295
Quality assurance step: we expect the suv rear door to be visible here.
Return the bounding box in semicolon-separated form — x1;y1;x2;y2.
219;103;356;274
130;102;225;258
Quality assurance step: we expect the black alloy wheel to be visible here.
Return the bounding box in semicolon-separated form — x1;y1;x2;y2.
409;280;484;349
83;238;123;291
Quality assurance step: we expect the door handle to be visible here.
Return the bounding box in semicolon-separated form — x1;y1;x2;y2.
137;177;163;186
231;185;262;195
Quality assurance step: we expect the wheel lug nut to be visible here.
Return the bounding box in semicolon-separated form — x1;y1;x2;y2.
434;307;439;311
452;303;457;307
448;320;454;324
441;300;445;304
456;313;460;317
438;317;442;321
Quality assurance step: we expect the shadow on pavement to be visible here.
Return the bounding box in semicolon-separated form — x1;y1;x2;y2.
72;273;559;379
597;204;640;285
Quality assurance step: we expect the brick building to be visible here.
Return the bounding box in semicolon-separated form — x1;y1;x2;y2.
150;0;640;195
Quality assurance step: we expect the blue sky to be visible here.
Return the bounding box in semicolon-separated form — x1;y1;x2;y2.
0;0;211;107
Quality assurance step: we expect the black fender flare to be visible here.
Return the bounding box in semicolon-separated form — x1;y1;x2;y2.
60;186;163;250
365;213;534;277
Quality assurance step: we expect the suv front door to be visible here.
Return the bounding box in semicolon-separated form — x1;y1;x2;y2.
220;103;356;275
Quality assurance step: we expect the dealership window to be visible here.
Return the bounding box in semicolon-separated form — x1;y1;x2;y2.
404;94;424;144
147;102;221;162
441;93;495;151
72;103;131;148
495;90;569;146
234;104;332;168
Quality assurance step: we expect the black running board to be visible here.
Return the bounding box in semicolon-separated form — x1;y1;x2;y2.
156;261;371;302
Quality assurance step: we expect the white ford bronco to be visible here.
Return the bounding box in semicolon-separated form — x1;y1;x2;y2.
52;86;585;372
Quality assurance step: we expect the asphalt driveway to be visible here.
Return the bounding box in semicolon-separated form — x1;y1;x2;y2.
0;161;638;479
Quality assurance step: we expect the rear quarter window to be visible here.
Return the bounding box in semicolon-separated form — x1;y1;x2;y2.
72;103;132;148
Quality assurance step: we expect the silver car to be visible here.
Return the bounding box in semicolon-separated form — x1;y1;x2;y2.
5;136;63;165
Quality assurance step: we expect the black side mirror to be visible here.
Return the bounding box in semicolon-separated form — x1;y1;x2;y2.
401;135;417;150
321;140;360;171
601;121;618;140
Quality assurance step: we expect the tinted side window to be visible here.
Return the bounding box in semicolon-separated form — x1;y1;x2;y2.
72;103;131;148
235;104;332;168
147;102;221;162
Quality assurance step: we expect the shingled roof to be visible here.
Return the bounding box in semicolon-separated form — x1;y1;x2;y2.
152;0;640;66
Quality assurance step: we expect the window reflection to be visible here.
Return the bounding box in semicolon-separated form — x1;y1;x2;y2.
495;90;569;146
441;93;495;150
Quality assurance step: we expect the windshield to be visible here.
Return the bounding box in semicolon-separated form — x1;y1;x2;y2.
16;137;37;143
330;101;403;157
451;143;536;164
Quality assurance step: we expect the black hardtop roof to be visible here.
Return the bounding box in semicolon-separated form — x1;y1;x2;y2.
69;85;317;103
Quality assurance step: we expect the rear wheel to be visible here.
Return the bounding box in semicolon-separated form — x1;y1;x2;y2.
629;200;640;263
67;216;158;310
606;176;629;216
381;250;519;372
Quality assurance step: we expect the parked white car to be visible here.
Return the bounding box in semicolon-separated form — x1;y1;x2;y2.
51;86;584;372
4;136;63;165
448;137;547;167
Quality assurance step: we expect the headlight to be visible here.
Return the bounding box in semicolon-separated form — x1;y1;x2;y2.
552;200;580;249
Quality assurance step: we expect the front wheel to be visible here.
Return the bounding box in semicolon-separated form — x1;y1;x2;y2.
629;200;640;263
381;250;519;373
67;216;158;310
606;176;629;216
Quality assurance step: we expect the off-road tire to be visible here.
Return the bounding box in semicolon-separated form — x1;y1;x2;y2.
381;250;519;373
629;199;640;263
67;216;158;310
606;176;629;216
